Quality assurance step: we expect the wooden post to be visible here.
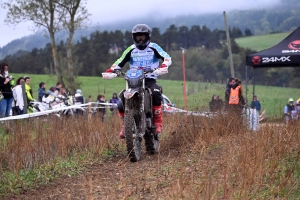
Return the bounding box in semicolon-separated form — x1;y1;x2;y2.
21;82;27;114
88;95;92;122
223;11;235;78
181;47;188;116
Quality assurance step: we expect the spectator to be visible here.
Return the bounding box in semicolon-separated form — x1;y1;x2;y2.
47;86;57;97
225;77;235;110
296;98;300;113
250;94;261;131
235;78;246;109
59;87;67;97
38;82;46;102
0;62;14;117
42;87;56;104
96;94;106;122
74;89;85;115
209;94;218;112
228;79;244;112
54;82;62;96
24;76;34;113
216;95;224;111
12;77;25;115
109;92;119;115
284;98;297;124
228;78;245;126
74;89;85;104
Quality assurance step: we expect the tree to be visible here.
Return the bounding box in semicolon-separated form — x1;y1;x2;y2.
1;0;66;85
177;26;189;49
53;0;90;94
1;0;90;93
151;27;163;47
244;28;253;36
163;24;178;51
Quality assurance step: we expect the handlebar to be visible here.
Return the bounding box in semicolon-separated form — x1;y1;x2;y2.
102;67;167;79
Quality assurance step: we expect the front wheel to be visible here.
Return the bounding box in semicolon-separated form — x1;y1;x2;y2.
124;109;142;162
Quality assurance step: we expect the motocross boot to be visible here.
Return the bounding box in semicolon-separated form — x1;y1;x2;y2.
119;111;125;139
153;105;163;134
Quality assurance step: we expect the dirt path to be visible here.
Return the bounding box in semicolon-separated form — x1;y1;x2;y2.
4;113;227;200
4;147;180;199
4;142;223;200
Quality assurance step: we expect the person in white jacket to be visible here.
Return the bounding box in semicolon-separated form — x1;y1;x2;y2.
12;77;25;115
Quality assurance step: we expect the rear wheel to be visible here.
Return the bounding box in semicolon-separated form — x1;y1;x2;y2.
144;132;159;154
153;133;159;153
124;109;142;162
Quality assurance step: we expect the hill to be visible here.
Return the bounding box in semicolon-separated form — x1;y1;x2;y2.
235;32;291;51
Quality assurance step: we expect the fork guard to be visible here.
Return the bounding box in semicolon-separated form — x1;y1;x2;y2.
124;88;140;99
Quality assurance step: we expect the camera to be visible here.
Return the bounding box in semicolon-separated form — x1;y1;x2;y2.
9;76;15;86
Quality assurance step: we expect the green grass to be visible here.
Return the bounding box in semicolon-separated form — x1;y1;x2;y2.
10;73;300;118
235;32;291;51
0;153;88;195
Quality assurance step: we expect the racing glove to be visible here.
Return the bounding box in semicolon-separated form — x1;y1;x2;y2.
159;64;167;68
105;68;114;73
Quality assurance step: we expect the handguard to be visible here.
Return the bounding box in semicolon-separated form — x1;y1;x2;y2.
153;67;168;75
102;72;118;79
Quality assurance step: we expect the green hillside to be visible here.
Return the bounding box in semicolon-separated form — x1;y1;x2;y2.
235;32;291;51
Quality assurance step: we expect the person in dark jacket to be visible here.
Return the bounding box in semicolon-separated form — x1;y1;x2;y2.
109;92;119;115
216;95;224;112
209;94;218;112
250;94;261;113
38;82;46;102
224;77;235;110
96;94;106;122
0;62;14;117
250;94;261;131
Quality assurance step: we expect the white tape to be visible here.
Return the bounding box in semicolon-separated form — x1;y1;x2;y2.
0;102;213;121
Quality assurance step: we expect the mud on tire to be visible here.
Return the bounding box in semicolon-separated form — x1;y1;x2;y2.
124;109;141;162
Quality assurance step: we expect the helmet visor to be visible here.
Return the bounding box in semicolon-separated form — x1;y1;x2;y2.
134;34;147;43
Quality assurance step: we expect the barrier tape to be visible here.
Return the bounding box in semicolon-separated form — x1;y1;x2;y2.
0;102;215;122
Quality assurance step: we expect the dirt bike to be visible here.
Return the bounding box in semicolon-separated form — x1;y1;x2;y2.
31;94;80;117
102;67;167;162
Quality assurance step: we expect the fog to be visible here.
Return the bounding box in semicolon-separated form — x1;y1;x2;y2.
0;0;280;47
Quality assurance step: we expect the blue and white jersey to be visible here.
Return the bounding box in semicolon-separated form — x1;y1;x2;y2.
110;42;172;79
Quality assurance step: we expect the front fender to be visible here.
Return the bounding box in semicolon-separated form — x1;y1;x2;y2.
124;88;140;99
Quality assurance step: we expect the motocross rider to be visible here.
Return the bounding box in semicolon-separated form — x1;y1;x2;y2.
105;24;172;139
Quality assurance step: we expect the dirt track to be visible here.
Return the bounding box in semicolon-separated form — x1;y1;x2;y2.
5;148;181;199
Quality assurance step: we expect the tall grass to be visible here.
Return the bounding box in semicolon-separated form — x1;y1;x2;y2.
0;113;123;195
1;112;300;199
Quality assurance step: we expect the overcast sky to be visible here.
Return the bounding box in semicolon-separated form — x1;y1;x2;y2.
0;0;280;48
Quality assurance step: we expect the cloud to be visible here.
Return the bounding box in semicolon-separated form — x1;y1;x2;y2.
88;0;280;24
0;0;280;47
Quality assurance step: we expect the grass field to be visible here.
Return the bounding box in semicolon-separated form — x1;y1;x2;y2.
10;73;300;119
235;32;291;51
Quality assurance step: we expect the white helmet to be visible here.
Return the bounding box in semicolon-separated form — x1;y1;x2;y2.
76;89;82;95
